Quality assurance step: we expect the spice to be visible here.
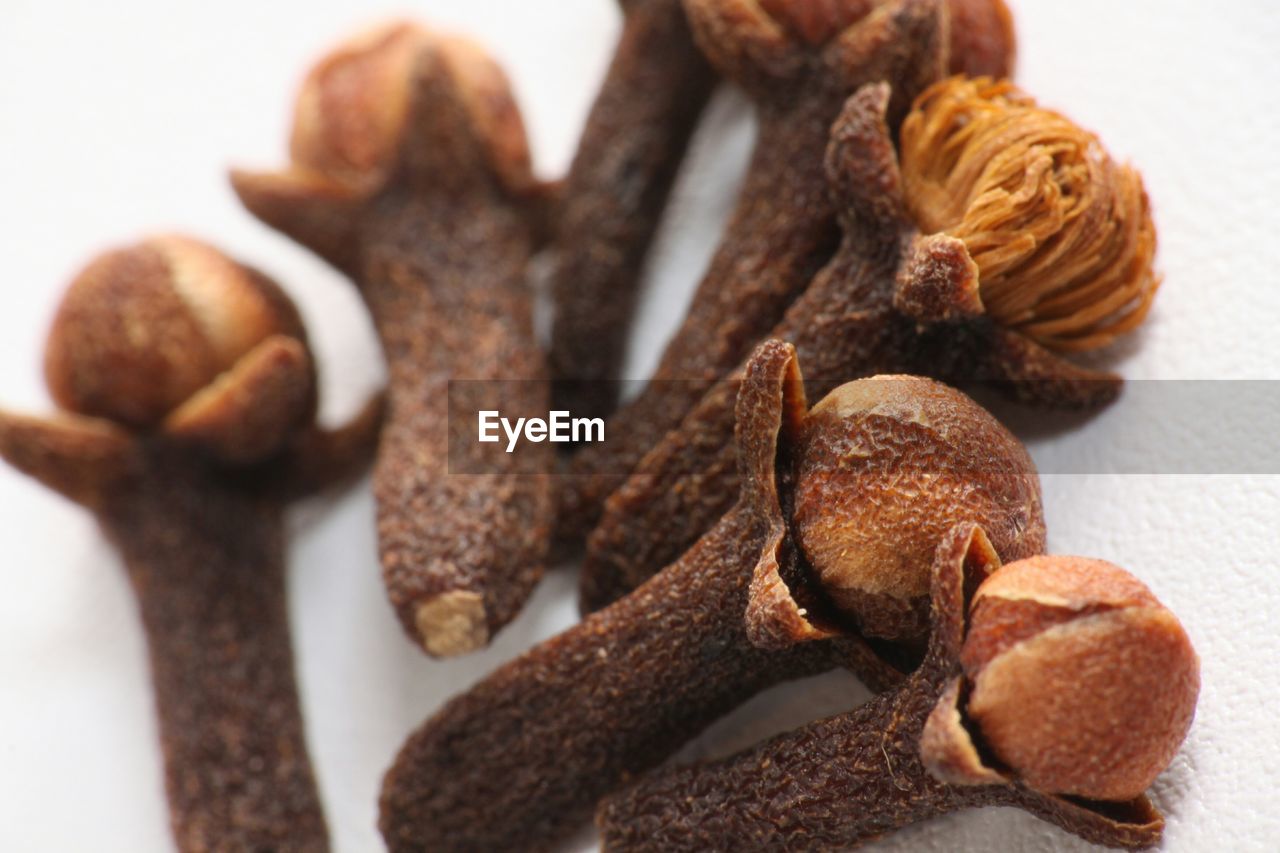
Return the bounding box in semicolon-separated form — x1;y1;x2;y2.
581;76;1159;610
232;22;555;656
378;338;1043;852
549;0;716;423
901;77;1159;350
948;554;1199;800
598;524;1195;851
556;0;956;544
946;0;1016;79
0;237;382;852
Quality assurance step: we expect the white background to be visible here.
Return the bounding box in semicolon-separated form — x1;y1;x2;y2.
2;1;1279;850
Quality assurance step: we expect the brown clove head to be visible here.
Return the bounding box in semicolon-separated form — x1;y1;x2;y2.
756;0;878;46
286;20;534;200
945;0;1015;78
687;0;1014;88
680;0;887;92
790;375;1044;642
44;236;311;432
290;22;429;195
899;76;1160;352
233;20;539;271
959;555;1200;801
754;0;1015;74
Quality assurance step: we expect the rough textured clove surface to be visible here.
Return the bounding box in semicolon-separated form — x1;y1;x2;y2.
380;508;897;853
598;525;1166;852
233;30;554;653
44;236;311;431
0;238;381;852
790;374;1045;641
356;50;553;654
549;0;716;422
556;0;949;544
379;341;904;853
580;76;1130;611
0;405;380;853
361;181;552;654
102;449;329;852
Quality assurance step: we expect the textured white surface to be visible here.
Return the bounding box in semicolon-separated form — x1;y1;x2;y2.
1;0;1277;850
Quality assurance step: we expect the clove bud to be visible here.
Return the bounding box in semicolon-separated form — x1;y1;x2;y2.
234;21;554;656
938;554;1200;801
0;237;382;852
378;339;1043;852
899;76;1159;351
580;75;1161;612
599;527;1197;851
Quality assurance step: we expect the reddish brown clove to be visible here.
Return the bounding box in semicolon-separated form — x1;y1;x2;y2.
581;76;1159;610
549;0;717;422
556;0;958;543
952;555;1200;801
599;526;1197;852
945;0;1016;78
232;22;554;656
378;338;1044;852
0;237;383;853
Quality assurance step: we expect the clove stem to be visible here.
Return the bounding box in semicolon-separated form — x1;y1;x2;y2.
104;450;328;852
549;0;717;422
380;504;900;853
360;184;552;656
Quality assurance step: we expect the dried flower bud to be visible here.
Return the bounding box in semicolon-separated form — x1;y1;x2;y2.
756;0;877;45
44;236;308;429
945;0;1015;78
899;77;1159;351
791;375;1043;641
961;555;1199;801
288;20;533;198
290;23;429;192
723;1;1014;76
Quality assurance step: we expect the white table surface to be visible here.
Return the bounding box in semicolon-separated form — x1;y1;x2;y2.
2;1;1278;850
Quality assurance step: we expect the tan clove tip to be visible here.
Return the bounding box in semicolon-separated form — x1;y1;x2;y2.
959;556;1200;801
899;76;1160;352
416;590;490;658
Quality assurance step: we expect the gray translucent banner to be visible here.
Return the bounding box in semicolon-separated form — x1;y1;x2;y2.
447;380;1280;475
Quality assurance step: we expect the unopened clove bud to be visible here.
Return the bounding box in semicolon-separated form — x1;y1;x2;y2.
946;555;1200;801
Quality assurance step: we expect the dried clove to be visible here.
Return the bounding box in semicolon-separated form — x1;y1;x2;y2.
0;237;383;853
557;0;1018;544
232;22;555;656
598;526;1198;851
549;0;717;422
950;554;1199;800
945;0;1016;79
556;0;945;541
581;76;1160;610
378;338;1044;852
